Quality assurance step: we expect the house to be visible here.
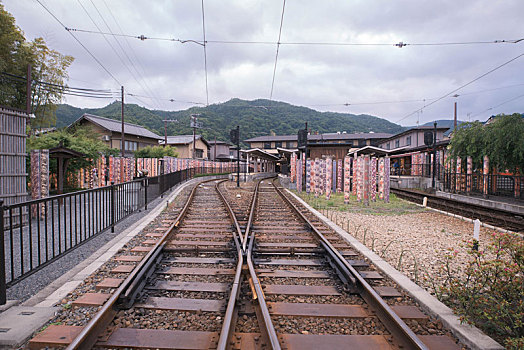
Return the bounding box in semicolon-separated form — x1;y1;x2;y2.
209;140;232;161
378;126;449;151
160;135;210;159
244;132;392;159
69;113;163;157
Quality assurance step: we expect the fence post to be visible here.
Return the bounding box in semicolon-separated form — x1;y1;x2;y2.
144;178;148;210
0;201;6;305
110;182;115;233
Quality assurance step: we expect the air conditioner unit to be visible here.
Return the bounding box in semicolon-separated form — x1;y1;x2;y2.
102;135;110;141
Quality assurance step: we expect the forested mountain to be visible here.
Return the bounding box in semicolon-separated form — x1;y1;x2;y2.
56;98;405;144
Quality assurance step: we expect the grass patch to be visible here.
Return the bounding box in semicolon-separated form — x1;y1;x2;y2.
295;191;423;215
193;172;230;178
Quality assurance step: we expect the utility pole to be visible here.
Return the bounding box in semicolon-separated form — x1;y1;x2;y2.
190;114;201;159
432;121;437;190
26;64;32;114
214;136;217;161
121;86;125;158
236;125;240;187
303;121;308;189
163;119;178;148
454;101;457;131
121;86;125;183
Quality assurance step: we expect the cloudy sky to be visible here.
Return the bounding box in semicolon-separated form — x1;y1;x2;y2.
4;0;524;126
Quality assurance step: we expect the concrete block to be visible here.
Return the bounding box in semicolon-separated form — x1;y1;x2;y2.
0;306;58;347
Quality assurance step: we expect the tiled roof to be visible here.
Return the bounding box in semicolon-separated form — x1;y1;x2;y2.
75;113;163;140
161;135;210;147
244;132;392;143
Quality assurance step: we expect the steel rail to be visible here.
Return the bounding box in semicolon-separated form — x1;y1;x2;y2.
65;179;213;350
244;178;282;350
215;180;244;349
271;180;429;350
391;188;522;232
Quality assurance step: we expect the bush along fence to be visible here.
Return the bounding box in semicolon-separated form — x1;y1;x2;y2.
289;153;390;204
442;155;523;200
0;163;236;304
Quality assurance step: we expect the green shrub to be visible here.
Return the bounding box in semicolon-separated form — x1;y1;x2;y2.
440;232;523;346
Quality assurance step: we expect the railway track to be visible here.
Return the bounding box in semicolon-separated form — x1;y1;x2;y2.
391;188;523;233
29;178;462;349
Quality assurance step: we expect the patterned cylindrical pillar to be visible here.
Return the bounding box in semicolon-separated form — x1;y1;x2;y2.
378;158;385;200
326;157;332;199
383;157;390;203
370;157;377;202
344;156;351;204
466;156;472;193
363;156;370;206
483;155;489;196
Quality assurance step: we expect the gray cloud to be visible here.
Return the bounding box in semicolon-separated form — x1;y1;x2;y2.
4;0;523;126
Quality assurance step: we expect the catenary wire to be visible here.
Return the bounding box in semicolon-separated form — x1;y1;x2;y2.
201;0;209;106
395;51;524;123
34;0;122;86
269;0;286;102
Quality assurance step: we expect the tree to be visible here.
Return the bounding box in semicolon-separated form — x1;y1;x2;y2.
448;114;524;173
134;145;178;159
28;126;118;171
0;4;73;128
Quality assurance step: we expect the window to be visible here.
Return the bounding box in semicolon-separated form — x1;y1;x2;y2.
195;149;204;158
406;136;411;146
358;139;366;146
286;141;295;148
395;140;400;148
275;141;282;148
263;142;271;149
121;140;138;151
386;143;390;150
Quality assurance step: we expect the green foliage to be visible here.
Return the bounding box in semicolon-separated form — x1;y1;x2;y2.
56;98;406;147
134;145;178;158
448;114;524;172
28;126;117;170
0;4;74;128
439;232;524;346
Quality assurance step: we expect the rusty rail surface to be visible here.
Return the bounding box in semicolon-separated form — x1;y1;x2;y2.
271;180;428;350
244;177;282;350
65;178;224;350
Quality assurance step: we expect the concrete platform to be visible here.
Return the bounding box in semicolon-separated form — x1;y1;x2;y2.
436;191;524;215
0;175;227;349
287;189;504;350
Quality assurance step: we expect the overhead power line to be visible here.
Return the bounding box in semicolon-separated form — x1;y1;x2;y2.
35;0;122;86
471;92;524;119
201;0;209;106
269;0;286;102
64;27;524;47
395;51;524;123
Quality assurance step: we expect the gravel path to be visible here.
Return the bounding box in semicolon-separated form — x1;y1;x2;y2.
323;207;497;296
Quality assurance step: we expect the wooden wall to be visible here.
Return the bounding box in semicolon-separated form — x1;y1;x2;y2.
0;107;28;206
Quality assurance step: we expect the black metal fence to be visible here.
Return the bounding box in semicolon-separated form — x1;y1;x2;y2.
390;163;445;181
442;172;524;200
0;165;233;304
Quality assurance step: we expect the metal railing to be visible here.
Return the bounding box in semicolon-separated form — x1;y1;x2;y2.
0;165;235;304
443;172;524;200
390;163;445;181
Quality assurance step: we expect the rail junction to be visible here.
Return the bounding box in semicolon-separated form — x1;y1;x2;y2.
29;178;463;349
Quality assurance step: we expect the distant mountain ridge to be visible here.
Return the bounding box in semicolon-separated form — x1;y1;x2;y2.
56;98;406;144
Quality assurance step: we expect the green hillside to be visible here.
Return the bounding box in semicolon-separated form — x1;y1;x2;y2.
56;98;405;144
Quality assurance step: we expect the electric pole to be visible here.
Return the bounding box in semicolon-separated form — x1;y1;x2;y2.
163;119;178;148
121;86;125;158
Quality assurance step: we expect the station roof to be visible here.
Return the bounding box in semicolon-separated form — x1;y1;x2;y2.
245;132;392;143
242;148;280;161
